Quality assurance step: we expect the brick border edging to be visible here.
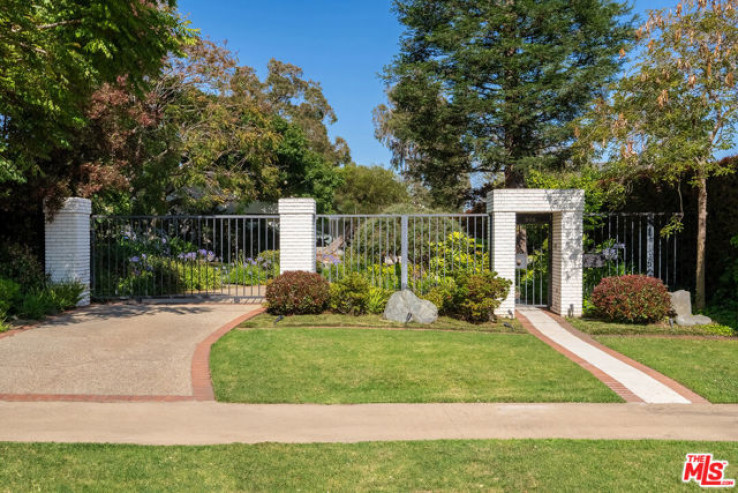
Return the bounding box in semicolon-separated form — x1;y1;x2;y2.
543;310;709;404
516;310;644;403
191;307;267;401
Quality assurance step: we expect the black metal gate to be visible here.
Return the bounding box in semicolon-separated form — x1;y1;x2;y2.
91;215;279;301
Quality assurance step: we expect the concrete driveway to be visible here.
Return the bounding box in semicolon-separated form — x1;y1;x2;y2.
0;303;260;397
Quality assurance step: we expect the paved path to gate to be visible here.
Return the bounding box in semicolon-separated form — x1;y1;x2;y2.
516;307;703;404
0;401;735;445
0;303;261;398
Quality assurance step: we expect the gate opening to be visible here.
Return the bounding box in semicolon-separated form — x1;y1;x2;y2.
515;213;551;307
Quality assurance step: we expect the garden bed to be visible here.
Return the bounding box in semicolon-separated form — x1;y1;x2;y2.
567;317;735;337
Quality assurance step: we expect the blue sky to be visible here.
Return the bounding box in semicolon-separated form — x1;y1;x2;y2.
178;0;678;168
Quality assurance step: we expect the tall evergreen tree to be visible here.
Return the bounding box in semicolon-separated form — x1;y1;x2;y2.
376;0;634;206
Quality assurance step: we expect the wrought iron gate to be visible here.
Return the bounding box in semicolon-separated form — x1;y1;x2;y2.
91;215;279;301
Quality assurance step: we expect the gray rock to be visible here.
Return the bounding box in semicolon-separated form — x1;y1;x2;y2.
383;290;438;324
670;290;712;326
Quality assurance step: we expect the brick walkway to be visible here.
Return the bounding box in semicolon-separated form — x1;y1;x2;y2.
516;307;706;404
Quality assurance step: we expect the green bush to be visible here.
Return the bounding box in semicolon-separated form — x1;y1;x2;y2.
329;273;371;315
454;272;512;323
265;271;330;315
420;277;458;315
0;244;46;290
590;275;672;324
48;281;85;311
0;277;22;314
227;250;280;286
177;263;222;292
19;290;58;320
367;286;393;314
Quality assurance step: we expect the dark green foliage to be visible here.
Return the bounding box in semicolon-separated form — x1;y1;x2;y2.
0;243;47;290
329;274;371;315
265;271;330;315
590;275;671;324
378;0;634;205
18;290;58;320
47;281;84;312
0;278;21;315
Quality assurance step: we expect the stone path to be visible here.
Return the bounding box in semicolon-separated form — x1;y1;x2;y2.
0;401;735;445
516;307;701;404
0;303;261;398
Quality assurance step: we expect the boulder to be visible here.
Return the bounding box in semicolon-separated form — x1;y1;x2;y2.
383;290;438;324
669;290;713;326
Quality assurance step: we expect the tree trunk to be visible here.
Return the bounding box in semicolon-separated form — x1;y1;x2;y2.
695;176;707;310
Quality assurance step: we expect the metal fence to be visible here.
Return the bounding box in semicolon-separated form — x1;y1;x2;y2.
91;215;279;300
512;212;683;306
316;214;491;294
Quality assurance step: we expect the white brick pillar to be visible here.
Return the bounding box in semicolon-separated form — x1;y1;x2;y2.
45;197;92;306
278;198;316;274
551;210;583;317
489;211;516;318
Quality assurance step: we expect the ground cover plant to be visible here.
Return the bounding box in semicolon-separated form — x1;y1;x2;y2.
0;439;735;491
211;327;619;404
596;337;738;403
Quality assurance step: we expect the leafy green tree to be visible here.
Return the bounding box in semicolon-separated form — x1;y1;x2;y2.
577;0;738;309
376;0;634;207
334;164;410;214
0;0;191;198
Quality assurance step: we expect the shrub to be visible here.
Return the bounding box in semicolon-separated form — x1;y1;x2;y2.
329;273;371;315
0;244;46;290
19;290;58;320
265;271;330;315
590;275;672;324
454;272;512;323
420;277;458;315
367;286;393;315
48;281;85;311
0;277;22;314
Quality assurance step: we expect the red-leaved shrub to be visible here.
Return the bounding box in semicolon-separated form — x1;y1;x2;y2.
590;275;671;324
265;271;330;315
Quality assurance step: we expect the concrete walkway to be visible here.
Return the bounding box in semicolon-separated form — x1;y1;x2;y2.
517;307;693;404
0;303;260;397
0;401;736;445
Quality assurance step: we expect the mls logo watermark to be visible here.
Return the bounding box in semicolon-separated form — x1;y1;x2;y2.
682;453;735;488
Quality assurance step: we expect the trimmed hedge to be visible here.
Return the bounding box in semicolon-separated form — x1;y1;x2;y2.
590;275;671;324
265;271;330;315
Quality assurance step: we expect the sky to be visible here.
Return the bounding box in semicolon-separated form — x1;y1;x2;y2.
177;0;680;168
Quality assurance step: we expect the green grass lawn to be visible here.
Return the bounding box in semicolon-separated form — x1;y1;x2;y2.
568;317;735;337
211;327;619;403
241;312;525;333
597;336;738;403
1;439;736;491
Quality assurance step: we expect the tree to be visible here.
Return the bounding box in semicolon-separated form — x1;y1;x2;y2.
0;0;191;200
577;0;738;309
376;0;634;207
334;164;410;214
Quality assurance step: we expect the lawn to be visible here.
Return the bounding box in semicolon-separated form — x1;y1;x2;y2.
211;327;619;403
1;439;736;491
241;312;525;333
567;317;735;337
597;336;738;403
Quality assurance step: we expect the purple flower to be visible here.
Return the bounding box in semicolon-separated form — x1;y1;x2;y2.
161;238;167;244
130;256;140;263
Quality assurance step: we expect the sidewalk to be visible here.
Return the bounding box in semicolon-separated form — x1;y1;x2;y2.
0;401;736;445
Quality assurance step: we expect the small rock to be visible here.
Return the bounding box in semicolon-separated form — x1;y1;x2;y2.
384;290;438;324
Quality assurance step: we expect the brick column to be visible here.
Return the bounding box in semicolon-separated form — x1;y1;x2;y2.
486;191;517;318
551;210;583;317
45;197;92;306
278;198;316;274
